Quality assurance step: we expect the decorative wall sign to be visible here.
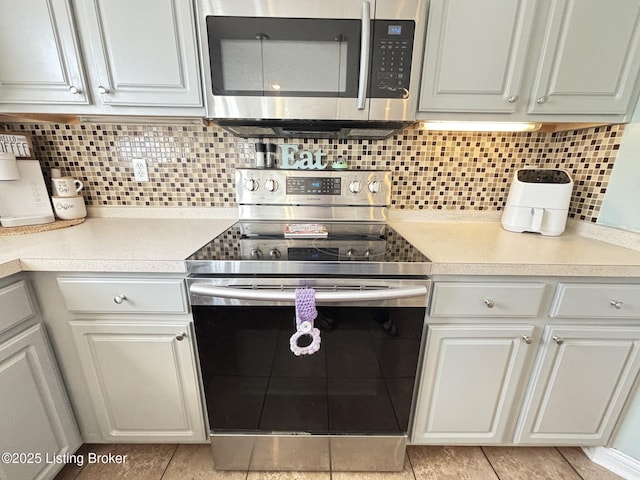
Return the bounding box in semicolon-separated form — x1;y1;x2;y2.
0;132;35;159
278;144;327;169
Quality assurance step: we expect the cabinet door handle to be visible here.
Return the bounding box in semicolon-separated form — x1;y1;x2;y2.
113;294;127;304
536;95;548;104
553;336;564;345
175;332;187;341
507;95;519;103
610;300;624;310
98;85;111;94
69;85;81;94
483;298;495;308
522;335;533;344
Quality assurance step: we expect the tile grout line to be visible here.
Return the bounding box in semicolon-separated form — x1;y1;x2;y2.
555;447;586;480
158;444;179;480
479;447;503;480
405;447;418;480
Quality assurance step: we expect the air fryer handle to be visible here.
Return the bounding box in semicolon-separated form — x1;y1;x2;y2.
531;207;544;231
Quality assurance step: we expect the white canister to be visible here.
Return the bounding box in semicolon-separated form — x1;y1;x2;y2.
0;152;21;180
51;195;87;220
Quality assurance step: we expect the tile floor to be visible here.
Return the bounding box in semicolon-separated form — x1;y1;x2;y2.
54;444;623;480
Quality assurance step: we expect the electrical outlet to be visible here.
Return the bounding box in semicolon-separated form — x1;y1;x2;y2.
132;158;149;182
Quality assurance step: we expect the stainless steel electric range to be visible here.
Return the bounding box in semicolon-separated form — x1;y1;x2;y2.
186;169;431;472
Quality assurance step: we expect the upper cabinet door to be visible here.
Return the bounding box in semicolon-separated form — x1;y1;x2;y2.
76;0;202;107
529;0;640;115
419;0;538;113
0;0;89;105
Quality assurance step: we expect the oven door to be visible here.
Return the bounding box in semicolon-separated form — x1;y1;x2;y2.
188;276;429;471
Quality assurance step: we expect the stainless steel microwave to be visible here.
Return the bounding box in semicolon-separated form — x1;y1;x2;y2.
195;0;428;138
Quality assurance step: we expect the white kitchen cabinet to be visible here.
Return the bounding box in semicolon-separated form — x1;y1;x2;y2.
0;278;81;480
418;0;640;122
429;282;546;317
528;0;640;115
412;324;536;444
0;0;203;114
0;0;89;106
418;0;538;113
73;0;202;109
70;320;206;442
514;325;640;445
53;274;206;443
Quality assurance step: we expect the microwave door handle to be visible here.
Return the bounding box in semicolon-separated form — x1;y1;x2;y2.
357;0;372;110
190;284;427;303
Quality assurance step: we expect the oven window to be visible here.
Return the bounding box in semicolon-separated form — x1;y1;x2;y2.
207;17;361;97
193;306;426;435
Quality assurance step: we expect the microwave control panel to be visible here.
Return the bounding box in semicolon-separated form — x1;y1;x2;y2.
369;20;415;99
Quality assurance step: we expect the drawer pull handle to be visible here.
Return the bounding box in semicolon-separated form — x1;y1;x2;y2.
553;336;564;345
113;294;127;304
610;300;624;310
175;332;187;341
522;335;533;344
483;298;495;308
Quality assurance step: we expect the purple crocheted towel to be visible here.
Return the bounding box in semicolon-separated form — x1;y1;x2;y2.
295;288;317;325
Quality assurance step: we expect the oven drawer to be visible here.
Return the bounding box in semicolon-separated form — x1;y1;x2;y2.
550;283;640;318
57;278;188;314
0;280;35;333
430;282;546;317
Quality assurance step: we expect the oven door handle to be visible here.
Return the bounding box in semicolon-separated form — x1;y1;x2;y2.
189;284;427;303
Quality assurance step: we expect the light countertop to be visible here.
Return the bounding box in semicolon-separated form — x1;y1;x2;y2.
1;208;640;279
389;219;640;277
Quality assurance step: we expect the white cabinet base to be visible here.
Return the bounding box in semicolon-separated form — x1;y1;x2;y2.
514;325;640;445
412;324;535;444
0;324;81;480
70;321;206;442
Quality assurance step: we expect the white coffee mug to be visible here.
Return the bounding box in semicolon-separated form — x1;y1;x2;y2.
52;195;87;220
52;177;83;197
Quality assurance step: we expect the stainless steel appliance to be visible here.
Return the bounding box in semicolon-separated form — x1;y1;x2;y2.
186;169;431;471
195;0;428;138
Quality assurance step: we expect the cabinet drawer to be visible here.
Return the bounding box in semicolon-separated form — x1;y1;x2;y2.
57;278;188;314
0;281;35;333
430;283;545;317
550;284;640;318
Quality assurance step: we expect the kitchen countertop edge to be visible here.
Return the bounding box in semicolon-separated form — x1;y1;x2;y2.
1;209;639;280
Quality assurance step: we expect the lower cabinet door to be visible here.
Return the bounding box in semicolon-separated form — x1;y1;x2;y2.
0;324;81;480
514;325;640;445
70;321;206;442
412;324;535;444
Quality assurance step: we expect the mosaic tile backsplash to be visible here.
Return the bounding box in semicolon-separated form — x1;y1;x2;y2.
1;121;624;223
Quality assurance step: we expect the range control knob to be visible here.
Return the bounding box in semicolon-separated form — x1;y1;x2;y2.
265;179;279;192
250;248;263;259
364;249;374;260
345;249;357;259
245;179;259;191
368;181;381;193
349;180;362;193
269;248;281;259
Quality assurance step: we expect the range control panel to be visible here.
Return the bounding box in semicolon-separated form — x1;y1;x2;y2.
235;169;392;206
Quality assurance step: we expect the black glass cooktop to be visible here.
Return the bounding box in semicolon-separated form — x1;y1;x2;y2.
186;221;430;276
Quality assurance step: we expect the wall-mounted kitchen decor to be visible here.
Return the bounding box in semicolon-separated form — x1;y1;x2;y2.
0;122;623;224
